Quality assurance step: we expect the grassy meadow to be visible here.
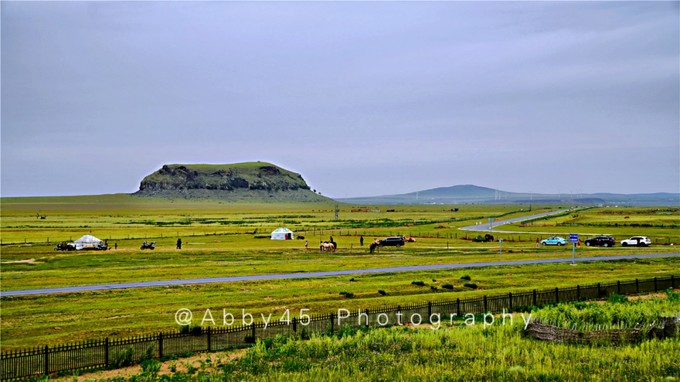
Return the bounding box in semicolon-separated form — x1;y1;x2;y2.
65;292;680;381
1;195;678;353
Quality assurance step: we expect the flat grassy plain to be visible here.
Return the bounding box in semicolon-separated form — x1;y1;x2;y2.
88;294;680;381
1;195;678;350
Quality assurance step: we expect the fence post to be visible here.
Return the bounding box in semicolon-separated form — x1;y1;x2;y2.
576;285;580;301
555;287;559;304
105;338;109;368
654;277;658;292
329;313;335;335
508;292;513;311
636;279;639;293
158;333;164;359
533;289;537;306
251;323;256;343
456;299;461;317
428;302;432;319
207;327;211;352
365;309;369;328
44;345;49;376
293;317;297;333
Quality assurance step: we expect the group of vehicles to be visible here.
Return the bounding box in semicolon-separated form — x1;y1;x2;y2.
540;235;652;247
52;228;653;252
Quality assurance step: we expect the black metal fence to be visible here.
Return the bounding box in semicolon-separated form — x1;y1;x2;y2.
2;275;677;380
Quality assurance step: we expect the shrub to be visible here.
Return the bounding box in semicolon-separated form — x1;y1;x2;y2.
111;346;134;368
441;283;454;290
464;283;478;289
607;293;628;304
139;343;156;362
378;290;387;296
411;281;426;287
336;324;359;339
185;362;197;375
460;275;471;281
140;359;161;376
339;291;354;298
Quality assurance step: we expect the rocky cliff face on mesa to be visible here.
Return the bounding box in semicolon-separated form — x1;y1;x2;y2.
134;162;329;202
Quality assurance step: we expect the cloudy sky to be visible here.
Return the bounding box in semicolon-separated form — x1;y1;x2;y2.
2;1;678;198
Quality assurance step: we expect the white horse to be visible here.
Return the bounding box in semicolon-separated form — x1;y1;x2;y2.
320;242;336;252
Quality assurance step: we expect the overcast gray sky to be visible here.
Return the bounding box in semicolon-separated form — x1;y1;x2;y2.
2;1;679;198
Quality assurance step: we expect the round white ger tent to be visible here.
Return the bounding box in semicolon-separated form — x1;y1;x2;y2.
270;227;294;240
74;235;106;250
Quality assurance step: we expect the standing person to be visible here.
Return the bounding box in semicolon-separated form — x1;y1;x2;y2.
535;238;540;248
176;238;182;250
305;240;309;250
360;236;364;246
114;242;118;250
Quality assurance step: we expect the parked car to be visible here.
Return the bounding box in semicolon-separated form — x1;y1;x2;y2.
541;236;567;246
54;242;76;251
584;235;615;247
380;236;405;247
140;241;156;250
621;236;651;247
474;234;495;243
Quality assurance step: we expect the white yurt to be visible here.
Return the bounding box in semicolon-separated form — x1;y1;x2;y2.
270;227;294;240
74;235;105;250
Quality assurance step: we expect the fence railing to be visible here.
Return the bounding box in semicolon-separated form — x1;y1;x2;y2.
2;275;677;380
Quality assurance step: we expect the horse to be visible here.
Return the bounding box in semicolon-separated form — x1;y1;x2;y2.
320;242;336;252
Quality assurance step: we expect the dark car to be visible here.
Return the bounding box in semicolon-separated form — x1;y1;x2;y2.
584;235;615;247
54;242;76;251
380;236;405;247
140;241;156;250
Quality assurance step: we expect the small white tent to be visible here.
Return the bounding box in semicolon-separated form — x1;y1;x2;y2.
74;235;105;250
271;227;294;240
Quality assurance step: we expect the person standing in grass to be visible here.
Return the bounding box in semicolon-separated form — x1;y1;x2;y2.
176;238;182;250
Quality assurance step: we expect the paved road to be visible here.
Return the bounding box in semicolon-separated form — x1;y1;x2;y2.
2;253;677;297
460;209;571;232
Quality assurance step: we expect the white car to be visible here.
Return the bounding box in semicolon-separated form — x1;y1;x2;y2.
620;236;651;247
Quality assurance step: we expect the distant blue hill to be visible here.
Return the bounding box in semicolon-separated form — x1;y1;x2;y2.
336;185;679;206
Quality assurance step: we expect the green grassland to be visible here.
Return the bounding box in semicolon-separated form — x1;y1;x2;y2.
1;258;677;350
81;294;680;381
508;206;680;242
1;195;678;351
